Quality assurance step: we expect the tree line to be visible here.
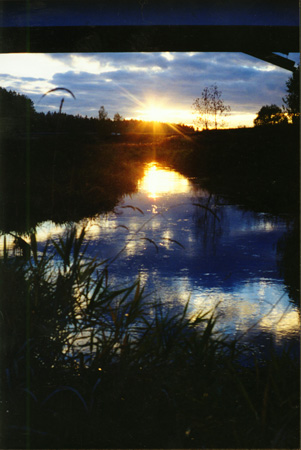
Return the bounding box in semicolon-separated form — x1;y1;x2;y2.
0;87;193;137
1;63;298;137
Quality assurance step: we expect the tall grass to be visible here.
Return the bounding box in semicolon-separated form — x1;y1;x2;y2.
0;226;299;448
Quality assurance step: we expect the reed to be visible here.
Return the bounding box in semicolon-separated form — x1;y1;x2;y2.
0;226;299;448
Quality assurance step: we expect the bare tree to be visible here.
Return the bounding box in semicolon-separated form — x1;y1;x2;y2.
210;84;231;129
192;87;211;130
193;84;231;130
98;105;109;121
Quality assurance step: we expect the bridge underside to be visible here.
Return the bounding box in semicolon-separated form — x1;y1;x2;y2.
0;25;298;71
0;1;298;70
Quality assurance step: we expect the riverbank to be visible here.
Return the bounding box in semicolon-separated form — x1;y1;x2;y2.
1;125;299;234
158;126;300;216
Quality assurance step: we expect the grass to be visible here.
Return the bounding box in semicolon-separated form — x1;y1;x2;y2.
0;226;299;448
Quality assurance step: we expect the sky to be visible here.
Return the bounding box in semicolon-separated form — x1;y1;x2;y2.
0;51;299;128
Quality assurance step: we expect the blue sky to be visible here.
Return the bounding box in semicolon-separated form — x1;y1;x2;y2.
0;51;299;128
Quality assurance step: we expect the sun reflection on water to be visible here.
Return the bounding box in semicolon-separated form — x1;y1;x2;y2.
138;162;190;199
1;159;298;351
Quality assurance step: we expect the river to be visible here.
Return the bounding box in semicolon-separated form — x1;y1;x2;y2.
5;160;298;359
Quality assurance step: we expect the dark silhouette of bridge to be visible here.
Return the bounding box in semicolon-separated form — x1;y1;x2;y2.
0;1;298;70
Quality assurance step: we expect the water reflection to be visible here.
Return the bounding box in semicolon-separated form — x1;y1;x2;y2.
138;162;190;199
2;161;299;350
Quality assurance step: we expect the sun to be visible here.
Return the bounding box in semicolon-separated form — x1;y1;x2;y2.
135;96;194;129
139;97;173;123
143;105;171;123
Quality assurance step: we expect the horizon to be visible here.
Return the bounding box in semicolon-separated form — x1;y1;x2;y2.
0;52;299;129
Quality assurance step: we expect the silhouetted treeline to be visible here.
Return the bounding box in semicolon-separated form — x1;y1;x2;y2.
0;87;194;137
0;87;36;134
32;113;194;136
102;118;194;135
32;111;100;134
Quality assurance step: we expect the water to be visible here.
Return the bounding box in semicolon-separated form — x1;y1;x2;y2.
4;161;300;354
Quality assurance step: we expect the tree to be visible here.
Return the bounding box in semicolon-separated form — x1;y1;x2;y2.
282;65;300;125
253;104;288;127
210;84;231;129
98;105;109;121
193;84;231;130
193;87;211;130
113;112;123;121
0;87;36;133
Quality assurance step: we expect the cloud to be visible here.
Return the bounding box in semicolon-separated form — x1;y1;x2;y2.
0;52;298;126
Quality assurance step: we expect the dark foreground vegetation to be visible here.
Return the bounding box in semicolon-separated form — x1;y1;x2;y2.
0;227;299;449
